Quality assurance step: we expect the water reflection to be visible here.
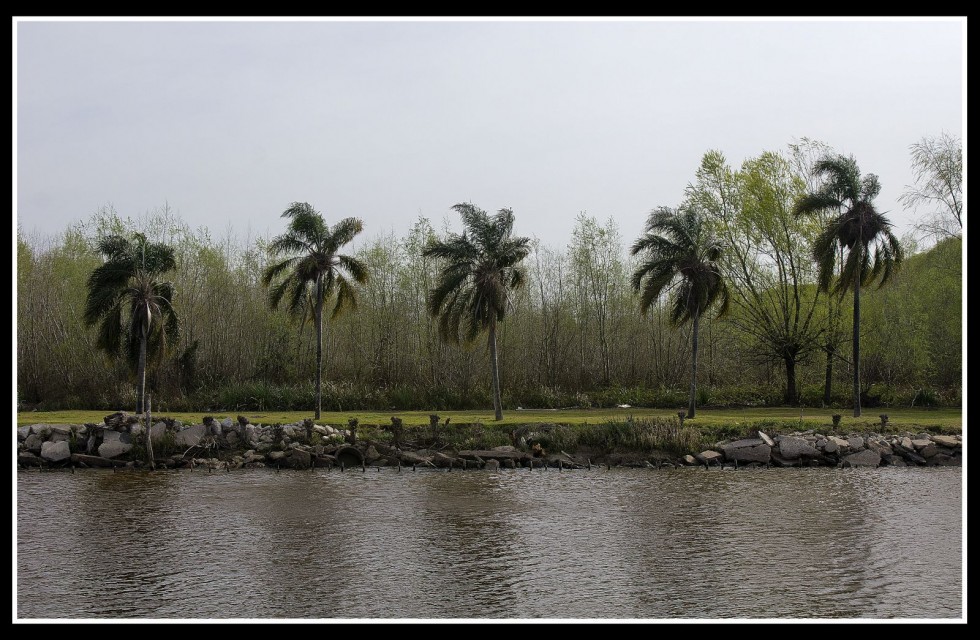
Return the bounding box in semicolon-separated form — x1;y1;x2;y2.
16;466;962;620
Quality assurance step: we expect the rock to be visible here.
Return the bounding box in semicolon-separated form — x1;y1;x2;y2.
17;425;31;441
929;453;960;466
843;449;881;468
98;439;133;459
149;422;167;444
846;436;865;450
102;430;133;445
40;440;71;462
313;454;336;468
225;431;240;446
682;455;698;465
71;454;126;468
458;449;527;461
723;441;771;464
778;436;822;460
23;434;43;455
364;445;382;463
288;448;312;469
173;424;206;448
757;431;774;446
881;454;907;467
398;450;431;465
893;444;927;465
918;443;939;458
220;417;233;430
267;451;286;462
821;439;839;453
910;438;932;450
18;452;41;466
484;459;501;471
932;435;959;448
867;439;893;457
695;450;723;465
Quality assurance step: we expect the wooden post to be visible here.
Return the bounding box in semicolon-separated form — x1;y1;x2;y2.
558;459;562;472
341;461;345;472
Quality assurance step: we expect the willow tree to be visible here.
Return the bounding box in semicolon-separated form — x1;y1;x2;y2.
631;206;729;419
793;155;903;417
261;202;368;419
688;149;824;405
423;203;531;421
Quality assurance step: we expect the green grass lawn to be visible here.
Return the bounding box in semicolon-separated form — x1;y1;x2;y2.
15;406;962;431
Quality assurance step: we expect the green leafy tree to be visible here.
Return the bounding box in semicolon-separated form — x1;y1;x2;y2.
261;202;368;419
83;232;179;421
631;206;729;418
423;203;531;421
793;155;903;417
688;149;824;405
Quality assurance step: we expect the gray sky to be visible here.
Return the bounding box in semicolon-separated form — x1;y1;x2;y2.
14;17;965;250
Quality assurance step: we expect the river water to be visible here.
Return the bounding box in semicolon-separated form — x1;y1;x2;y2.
15;465;964;622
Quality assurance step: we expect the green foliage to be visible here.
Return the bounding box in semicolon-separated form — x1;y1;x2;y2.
83;231;180;413
15;175;960;415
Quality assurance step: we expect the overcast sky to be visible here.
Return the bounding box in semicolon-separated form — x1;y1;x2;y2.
14;17;965;251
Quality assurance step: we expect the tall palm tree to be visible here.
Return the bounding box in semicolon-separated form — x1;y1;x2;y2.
261;202;368;420
631;205;729;419
423;203;531;421
793;154;903;417
84;232;179;468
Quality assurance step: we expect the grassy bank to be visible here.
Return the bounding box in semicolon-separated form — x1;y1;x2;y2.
16;406;962;432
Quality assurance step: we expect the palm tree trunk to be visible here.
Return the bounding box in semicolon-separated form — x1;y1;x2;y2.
136;331;148;414
688;311;700;419
822;344;833;406
488;324;503;421
144;392;155;471
852;266;861;418
315;275;323;420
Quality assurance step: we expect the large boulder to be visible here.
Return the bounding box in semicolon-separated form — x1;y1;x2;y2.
843;449;881;468
287;448;312;470
722;439;771;464
778;436;822;460
98;439;133;459
932;435;960;449
102;430;133;445
23;434;43;455
40;440;71;462
173;424;206;448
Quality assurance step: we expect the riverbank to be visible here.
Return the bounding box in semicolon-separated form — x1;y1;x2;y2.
16;412;963;471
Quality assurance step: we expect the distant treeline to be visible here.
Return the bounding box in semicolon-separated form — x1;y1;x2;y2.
16;144;962;413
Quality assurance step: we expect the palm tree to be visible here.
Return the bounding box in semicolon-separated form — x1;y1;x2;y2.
261;202;368;420
423;203;531;421
631;205;729;419
793;154;903;417
84;232;179;468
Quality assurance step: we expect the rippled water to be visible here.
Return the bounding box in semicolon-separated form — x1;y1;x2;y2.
16;465;963;621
